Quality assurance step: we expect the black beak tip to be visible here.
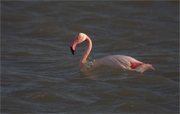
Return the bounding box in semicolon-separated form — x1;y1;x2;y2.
70;46;74;55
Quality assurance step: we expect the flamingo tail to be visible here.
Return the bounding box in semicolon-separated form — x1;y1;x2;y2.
130;62;154;73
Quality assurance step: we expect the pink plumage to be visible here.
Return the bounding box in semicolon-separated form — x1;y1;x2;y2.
70;33;154;73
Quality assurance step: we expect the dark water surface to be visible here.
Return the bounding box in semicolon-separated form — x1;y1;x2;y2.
1;1;179;113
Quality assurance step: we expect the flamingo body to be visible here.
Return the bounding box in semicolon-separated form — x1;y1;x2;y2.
70;33;154;73
93;55;153;73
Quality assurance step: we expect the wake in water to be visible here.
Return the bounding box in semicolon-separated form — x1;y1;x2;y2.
79;57;96;73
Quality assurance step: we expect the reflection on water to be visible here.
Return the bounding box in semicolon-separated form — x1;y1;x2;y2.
1;1;179;113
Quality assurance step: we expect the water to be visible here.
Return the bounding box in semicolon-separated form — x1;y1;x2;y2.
1;1;179;113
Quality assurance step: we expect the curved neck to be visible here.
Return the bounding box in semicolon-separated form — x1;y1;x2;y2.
80;36;92;66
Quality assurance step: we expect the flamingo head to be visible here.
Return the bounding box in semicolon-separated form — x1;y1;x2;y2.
70;33;87;55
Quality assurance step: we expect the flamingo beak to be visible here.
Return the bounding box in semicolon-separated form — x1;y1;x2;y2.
70;39;78;55
70;46;74;55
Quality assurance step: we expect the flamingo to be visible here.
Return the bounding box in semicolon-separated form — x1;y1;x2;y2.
70;33;154;73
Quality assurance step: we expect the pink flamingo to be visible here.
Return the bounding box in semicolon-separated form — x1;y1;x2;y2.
70;33;154;73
